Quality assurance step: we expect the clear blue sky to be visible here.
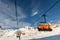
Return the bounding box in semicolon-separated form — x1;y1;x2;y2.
0;0;60;29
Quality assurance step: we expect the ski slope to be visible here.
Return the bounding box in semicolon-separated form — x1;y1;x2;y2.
0;25;60;40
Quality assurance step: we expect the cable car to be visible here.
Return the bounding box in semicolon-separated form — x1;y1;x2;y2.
37;14;52;31
38;23;52;31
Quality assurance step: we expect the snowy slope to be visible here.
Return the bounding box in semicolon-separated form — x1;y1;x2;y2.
0;25;60;40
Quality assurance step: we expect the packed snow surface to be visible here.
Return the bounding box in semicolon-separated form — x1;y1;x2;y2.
0;25;60;40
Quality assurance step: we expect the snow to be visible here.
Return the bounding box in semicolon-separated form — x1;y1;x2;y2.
0;25;60;40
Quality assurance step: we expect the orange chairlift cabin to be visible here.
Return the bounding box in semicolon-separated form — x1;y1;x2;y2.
37;14;52;31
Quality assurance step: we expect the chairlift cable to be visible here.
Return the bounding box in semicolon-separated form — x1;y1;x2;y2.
14;0;18;27
32;0;60;26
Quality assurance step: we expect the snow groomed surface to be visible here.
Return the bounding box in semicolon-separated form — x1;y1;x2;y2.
0;25;60;40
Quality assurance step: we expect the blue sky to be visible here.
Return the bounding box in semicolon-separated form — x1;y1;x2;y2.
0;0;60;29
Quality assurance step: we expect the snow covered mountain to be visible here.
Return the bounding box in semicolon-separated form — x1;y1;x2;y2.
0;25;60;40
